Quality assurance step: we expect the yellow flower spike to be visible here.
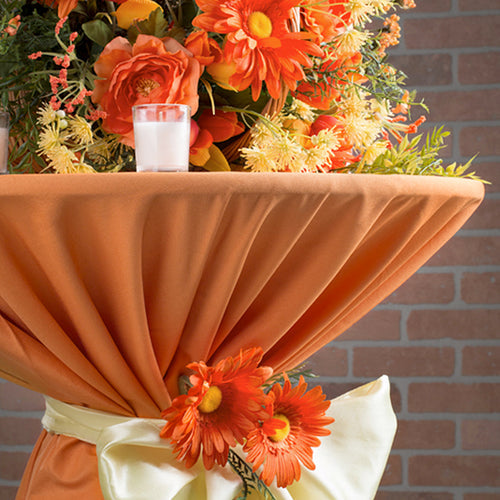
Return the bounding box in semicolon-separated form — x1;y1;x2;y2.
114;0;162;30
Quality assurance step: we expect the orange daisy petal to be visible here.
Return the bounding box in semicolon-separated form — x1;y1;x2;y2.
244;375;334;488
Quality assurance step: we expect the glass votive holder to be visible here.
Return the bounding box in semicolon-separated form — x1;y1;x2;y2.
0;112;9;174
132;103;191;172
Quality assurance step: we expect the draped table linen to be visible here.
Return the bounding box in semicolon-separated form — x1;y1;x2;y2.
0;172;484;498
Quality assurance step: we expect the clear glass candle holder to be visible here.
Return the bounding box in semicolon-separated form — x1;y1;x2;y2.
133;104;191;172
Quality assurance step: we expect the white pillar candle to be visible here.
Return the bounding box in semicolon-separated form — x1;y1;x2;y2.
0;127;8;174
133;120;190;172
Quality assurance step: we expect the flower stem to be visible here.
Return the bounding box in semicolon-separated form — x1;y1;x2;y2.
227;449;277;500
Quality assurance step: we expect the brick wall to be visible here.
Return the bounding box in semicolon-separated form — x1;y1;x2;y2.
308;1;500;498
0;1;499;499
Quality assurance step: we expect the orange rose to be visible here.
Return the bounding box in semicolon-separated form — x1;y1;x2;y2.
92;35;201;147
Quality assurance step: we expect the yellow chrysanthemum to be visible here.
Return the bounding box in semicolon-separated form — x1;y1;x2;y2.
37;104;58;127
68;115;94;145
346;0;376;26
242;146;277;172
287;99;316;123
72;161;96;173
335;27;369;56
38;124;63;153
45;145;79;173
341;113;381;149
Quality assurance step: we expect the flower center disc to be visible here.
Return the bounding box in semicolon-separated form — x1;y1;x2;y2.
248;11;273;38
198;385;223;413
136;78;160;97
269;414;290;442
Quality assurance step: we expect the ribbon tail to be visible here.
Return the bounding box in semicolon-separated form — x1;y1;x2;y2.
282;375;397;500
96;420;242;500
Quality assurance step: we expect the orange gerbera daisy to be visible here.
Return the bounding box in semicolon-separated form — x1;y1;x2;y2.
244;375;334;488
193;0;323;101
160;347;273;470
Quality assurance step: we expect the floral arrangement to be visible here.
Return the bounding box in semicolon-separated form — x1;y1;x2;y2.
0;0;480;179
160;347;333;497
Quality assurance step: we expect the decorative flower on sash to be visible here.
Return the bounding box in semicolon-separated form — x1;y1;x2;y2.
160;347;334;494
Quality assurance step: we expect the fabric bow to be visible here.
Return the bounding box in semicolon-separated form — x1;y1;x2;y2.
42;375;396;500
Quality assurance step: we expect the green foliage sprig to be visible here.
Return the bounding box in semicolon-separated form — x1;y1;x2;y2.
350;126;486;182
228;449;277;500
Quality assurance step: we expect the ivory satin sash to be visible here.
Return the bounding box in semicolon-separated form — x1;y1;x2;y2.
42;376;397;500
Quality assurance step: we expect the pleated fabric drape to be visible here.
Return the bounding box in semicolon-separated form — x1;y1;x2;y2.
0;172;483;498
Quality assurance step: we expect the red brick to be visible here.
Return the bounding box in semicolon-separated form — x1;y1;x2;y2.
463;199;500;230
427;236;500;267
464;495;500;500
462;420;500;450
380;454;402;486
409;455;500;486
0;382;44;411
0;417;41;445
408;309;500;340
462;346;500;376
393;420;455;449
459;52;500;85
459;0;500;10
403;16;500;49
339;310;401;341
461;272;500;304
319;381;402;413
305;346;348;377
383;273;454;305
460;126;500;157
376;492;452;500
388;54;452;86
409;0;452;12
409;383;500;413
473;162;500;194
420;89;500;122
0;486;17;500
353;347;454;377
0;451;31;481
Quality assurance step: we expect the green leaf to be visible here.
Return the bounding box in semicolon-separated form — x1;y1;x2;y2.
128;8;169;43
82;19;114;47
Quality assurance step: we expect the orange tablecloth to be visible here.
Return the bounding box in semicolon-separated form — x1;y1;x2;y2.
0;172;483;498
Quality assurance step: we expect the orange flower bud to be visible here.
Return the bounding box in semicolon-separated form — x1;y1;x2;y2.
197;109;244;143
206;60;237;91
